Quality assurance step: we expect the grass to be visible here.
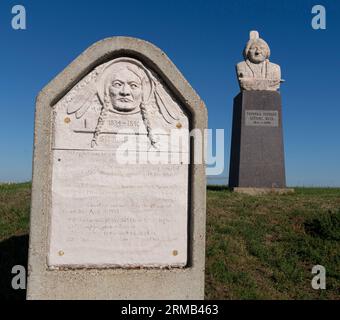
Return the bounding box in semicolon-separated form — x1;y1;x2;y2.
0;183;339;299
0;182;31;300
205;186;340;299
0;182;31;240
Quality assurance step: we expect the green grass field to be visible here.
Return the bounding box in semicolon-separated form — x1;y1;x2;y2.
0;183;339;299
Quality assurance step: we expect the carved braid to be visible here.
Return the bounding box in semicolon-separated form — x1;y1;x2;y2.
91;94;110;148
140;102;157;147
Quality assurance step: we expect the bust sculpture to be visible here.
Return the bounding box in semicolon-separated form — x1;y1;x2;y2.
236;31;283;91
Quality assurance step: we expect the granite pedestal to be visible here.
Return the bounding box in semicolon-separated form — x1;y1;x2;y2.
229;91;289;192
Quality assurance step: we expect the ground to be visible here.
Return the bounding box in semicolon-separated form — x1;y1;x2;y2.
0;183;339;299
206;186;340;299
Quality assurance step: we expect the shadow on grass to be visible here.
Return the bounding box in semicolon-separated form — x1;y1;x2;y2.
207;185;230;191
0;234;28;300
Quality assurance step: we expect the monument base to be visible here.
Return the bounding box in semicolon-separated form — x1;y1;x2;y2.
232;187;295;195
229;91;287;189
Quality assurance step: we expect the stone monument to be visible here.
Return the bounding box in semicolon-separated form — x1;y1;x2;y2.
229;31;292;194
27;37;207;299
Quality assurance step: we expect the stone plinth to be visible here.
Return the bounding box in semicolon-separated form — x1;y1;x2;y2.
233;187;294;196
229;91;287;189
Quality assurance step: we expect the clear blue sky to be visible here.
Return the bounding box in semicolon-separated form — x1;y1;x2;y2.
0;0;339;186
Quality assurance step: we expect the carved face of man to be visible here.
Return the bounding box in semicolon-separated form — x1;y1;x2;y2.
109;68;143;112
247;41;268;64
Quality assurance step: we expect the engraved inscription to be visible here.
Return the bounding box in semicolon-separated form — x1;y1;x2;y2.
48;150;188;268
245;110;279;127
48;57;189;269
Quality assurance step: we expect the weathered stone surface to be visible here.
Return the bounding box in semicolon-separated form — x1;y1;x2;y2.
27;37;207;300
228;90;287;189
236;31;283;91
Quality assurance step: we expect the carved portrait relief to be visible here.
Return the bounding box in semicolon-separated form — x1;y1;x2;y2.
54;57;188;151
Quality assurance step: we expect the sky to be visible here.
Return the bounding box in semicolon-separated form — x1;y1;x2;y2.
0;0;339;186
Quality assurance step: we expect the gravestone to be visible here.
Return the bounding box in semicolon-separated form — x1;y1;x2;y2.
229;31;293;194
27;37;207;299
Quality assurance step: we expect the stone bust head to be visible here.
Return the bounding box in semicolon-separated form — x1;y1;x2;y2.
244;37;270;64
236;31;282;91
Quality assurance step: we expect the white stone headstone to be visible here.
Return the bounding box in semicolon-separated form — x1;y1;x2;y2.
27;37;207;300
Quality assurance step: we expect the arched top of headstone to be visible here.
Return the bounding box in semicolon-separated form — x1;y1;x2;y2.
41;37;207;151
38;37;206;122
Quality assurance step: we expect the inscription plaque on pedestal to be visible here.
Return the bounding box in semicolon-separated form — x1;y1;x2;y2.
245;110;279;127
